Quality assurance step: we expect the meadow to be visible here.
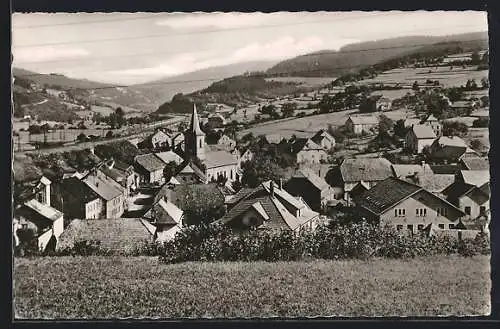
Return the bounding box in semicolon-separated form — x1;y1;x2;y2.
265;76;335;88
13;255;490;318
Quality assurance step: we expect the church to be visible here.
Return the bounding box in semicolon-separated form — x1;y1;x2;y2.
183;104;241;184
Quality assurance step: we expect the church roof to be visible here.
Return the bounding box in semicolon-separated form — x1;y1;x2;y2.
190;104;205;136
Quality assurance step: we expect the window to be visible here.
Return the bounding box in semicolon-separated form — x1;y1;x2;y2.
395;209;398;217
449;224;455;229
418;224;424;230
465;206;471;215
423;209;427;216
396;225;403;231
438;224;444;229
407;224;413;231
479;206;486;215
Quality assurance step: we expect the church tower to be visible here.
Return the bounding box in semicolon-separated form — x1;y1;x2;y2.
184;104;206;161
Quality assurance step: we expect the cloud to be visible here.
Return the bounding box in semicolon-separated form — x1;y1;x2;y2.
156;12;278;30
13;46;90;64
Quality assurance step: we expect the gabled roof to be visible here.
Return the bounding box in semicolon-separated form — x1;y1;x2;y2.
347;115;378;125
425;114;439;122
357;177;421;215
205;150;238;169
460;157;489;170
410;124;437;139
134;153;166;173
429;164;461;175
216;180;318;231
291;138;323;154
57;218;154;254
391;164;455;193
23;199;63;222
82;175;122;201
311;130;335;145
290;168;330;191
459;170;490;187
61;177;100;203
433;136;467;148
144;198;183;225
340;157;393;183
155;151;184;165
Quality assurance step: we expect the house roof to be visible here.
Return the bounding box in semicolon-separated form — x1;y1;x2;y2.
411;124;437;139
99;166;125;184
23;199;63;222
357;177;422;215
61;177;100;203
291;138;323;153
460;157;489;170
442;181;477;201
429;164;461;175
425;114;439;122
290;168;330;191
144;198;183;225
216;180;318;231
391;164;455;192
433;136;467;148
135;153;166;173
450;100;471;108
460;170;490;187
404;118;421;127
311;130;335;145
155;182;225;211
205;150;238;169
340;157;393;183
82;175;122;201
57;218;155;254
155;151;184;165
348;115;378;125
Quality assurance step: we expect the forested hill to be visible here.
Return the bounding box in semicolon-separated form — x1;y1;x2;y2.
266;32;488;77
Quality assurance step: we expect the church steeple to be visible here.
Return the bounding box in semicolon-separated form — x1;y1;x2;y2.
184;103;206;161
190;103;205;136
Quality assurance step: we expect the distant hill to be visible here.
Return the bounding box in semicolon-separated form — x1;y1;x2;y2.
12;67;112;90
266;32;489;77
130;60;278;107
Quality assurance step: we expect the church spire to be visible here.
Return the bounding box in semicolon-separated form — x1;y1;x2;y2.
190;103;205;136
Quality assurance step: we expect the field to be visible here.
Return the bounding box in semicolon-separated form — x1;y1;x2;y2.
359;66;488;88
13;255;490;318
238;108;414;141
265;76;335;88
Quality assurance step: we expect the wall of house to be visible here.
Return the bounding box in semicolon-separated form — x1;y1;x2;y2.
152;133;169;148
378;191;463;235
320;138;335;150
240;208;266;229
105;195;124;218
296;149;327;164
37;229;53;251
458;193;489;220
417;138;435;154
206;164;239;183
85;198;103;219
149;169;164;184
53;216;64;240
285;179;322;211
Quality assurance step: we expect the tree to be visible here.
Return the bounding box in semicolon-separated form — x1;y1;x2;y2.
481;77;489;89
378;114;394;134
472;117;489;128
105;130;114;138
412;80;420;91
443;121;469;137
115;107;126;128
470;139;485;152
76;133;88;143
177;121;187;132
241;158;289;188
471;51;481;64
359;96;377;113
282;102;297;118
393;119;407;138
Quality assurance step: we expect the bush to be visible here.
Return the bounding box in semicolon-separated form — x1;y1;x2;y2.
472;117;489;128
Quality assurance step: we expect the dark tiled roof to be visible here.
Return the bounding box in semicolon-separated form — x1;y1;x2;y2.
460;157;489;170
135;153;166;173
357;177;421;215
442;181;476;202
290;168;330;191
430;164;461;175
61;177;100;203
411;124;437;139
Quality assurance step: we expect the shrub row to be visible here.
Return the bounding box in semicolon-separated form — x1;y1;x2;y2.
158;222;490;263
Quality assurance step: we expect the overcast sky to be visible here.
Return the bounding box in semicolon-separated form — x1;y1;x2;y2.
12;11;487;85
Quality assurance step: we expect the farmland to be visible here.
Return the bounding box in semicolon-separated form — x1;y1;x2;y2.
265;76;336;88
13;255;490;318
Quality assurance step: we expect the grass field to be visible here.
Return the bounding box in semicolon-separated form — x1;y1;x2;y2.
265;77;335;88
14;255;490;318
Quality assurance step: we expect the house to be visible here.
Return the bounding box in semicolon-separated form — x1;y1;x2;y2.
450;100;474;111
207;113;226;129
391;162;455;194
284;168;335;211
405;124;437;154
138;129;171;150
422;114;442;137
56;218;156;255
442;170;490;222
345;115;378;135
311;130;336;150
459;156;489;170
404;118;422;128
14;199;65;252
329;157;394;203
299;163;333;180
240;148;254;164
376;97;392;111
216;134;236;150
215;180;320;231
55;177;103;220
290;138;328;164
82;174;125;218
356;177;465;235
93;159;135;197
429;136;468;162
204;151;240;183
134;153;166;185
174;161;207;184
170;133;185;150
143;196;183;243
155;150;184;166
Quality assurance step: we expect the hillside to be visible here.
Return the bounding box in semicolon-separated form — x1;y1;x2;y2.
266;32;489;77
155;75;307;115
130;60;278;108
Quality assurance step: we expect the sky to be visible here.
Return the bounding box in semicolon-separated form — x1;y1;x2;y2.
12;11;488;85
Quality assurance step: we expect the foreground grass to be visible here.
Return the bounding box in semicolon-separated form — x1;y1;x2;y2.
14;255;490;318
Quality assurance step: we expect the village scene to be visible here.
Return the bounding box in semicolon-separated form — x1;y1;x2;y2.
12;11;492;318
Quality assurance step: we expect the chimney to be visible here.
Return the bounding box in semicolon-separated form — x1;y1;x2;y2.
270;182;275;198
279;178;283;190
421;160;425;168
